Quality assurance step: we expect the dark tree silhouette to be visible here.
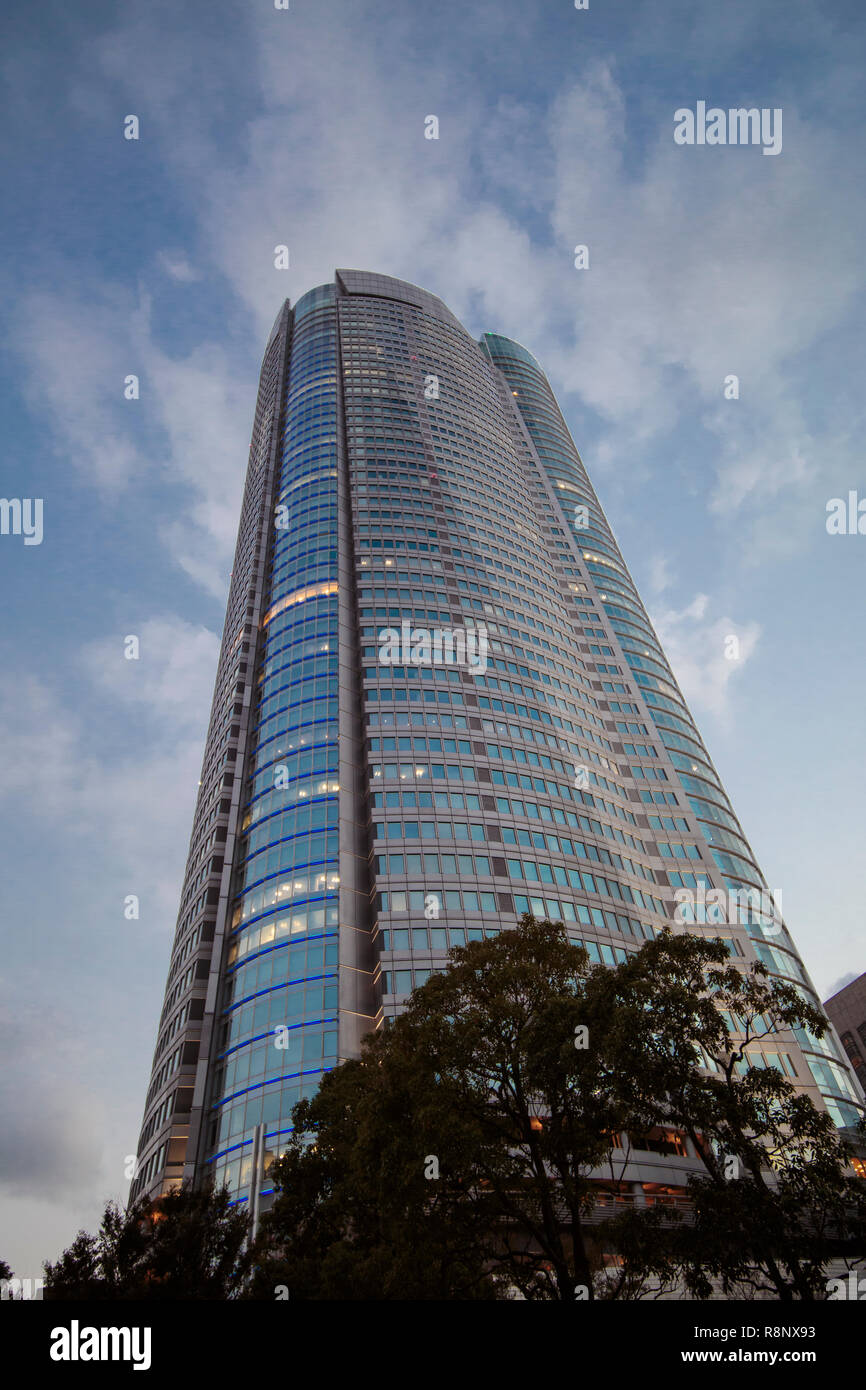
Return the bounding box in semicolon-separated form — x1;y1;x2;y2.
43;1185;250;1300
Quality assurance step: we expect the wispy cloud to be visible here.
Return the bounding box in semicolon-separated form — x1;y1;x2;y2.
157;251;201;283
648;593;761;723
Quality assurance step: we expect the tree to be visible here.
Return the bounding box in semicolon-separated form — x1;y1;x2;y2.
248;1044;503;1300
593;930;866;1299
251;917;664;1300
43;1186;251;1300
253;918;866;1301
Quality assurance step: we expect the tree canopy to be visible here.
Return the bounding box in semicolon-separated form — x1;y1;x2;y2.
250;917;866;1300
43;1186;250;1300
41;917;866;1301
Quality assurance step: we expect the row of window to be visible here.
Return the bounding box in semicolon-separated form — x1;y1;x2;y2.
140;1089;176;1150
489;793;645;848
253;717;336;770
370;785;646;857
630;764;669;782
245;777;338;830
233;864;339;929
260;620;338;670
257;674;338;726
365;684;465;705
483;717;613;762
226;932;339;1004
374;824;656;892
380;935;637;1000
370;762;476;783
379;888;498;913
368;710;468;729
505;858;666;915
370;736;473;755
244;797;337;858
485;740;595;777
227;897;339;966
239;830;339;894
370;788;481;812
222;978;338;1050
499;825;655;883
360;537;441;553
211;1067;332;1157
250;745;336;799
218;1023;337;1095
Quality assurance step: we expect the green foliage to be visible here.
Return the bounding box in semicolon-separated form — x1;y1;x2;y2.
252;919;866;1301
253;918;660;1299
594;930;866;1299
43;1186;251;1300
42;919;862;1302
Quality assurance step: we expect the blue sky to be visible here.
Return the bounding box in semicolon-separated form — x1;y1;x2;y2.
1;0;865;1277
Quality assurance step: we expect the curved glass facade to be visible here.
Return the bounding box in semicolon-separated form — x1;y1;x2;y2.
482;332;861;1127
133;287;375;1208
133;272;861;1214
206;294;343;1198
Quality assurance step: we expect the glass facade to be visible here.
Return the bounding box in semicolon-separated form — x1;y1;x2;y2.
205;287;343;1198
481;332;862;1129
132;272;861;1212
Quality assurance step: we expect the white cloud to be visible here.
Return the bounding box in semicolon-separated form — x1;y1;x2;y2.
648;593;761;722
12;289;152;492
646;553;674;595
81;616;221;733
144;349;254;598
545;64;865;523
826;971;860;999
0;616;219;925
14;18;866;599
0;617;221;1259
11;284;254;597
157;251;201;283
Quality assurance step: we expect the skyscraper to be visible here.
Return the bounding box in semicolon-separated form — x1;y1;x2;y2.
825;973;866;1102
131;271;862;1212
